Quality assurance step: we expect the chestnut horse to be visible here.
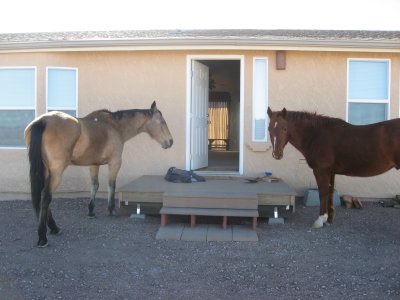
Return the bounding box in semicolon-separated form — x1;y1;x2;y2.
25;101;173;247
267;107;400;228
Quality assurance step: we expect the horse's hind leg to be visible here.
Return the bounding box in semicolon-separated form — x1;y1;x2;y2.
37;175;52;247
88;165;100;218
37;167;64;247
327;174;336;224
47;208;61;235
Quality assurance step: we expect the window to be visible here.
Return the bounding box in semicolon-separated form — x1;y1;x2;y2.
47;67;78;116
0;67;36;148
252;57;268;141
347;59;390;125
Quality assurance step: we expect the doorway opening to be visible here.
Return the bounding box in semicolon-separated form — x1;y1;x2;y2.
187;57;243;174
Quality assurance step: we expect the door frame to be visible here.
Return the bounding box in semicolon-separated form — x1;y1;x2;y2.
185;54;244;174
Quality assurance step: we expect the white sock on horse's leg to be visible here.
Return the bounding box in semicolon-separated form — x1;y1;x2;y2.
312;213;328;229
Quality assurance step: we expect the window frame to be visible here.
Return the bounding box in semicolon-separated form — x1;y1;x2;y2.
346;58;391;124
0;66;37;149
252;57;269;142
46;67;78;116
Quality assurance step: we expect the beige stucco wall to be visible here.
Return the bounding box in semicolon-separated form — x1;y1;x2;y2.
0;51;187;197
0;49;399;199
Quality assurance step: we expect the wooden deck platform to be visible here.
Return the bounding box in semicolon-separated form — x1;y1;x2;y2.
118;175;297;210
119;175;297;241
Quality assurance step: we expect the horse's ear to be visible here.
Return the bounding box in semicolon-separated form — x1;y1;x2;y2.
267;107;273;118
151;101;157;112
281;108;287;119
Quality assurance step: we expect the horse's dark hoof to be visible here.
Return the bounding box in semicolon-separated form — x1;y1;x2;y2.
37;241;48;248
88;213;96;219
108;210;117;217
50;227;62;235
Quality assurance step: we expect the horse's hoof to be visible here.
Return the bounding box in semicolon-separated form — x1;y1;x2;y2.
312;220;324;229
37;241;48;248
312;213;328;229
50;228;62;235
88;214;96;219
108;210;117;217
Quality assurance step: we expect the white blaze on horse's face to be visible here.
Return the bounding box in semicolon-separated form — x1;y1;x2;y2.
268;113;289;160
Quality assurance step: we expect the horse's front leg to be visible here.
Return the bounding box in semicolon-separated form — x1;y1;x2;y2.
107;160;121;216
312;169;330;229
88;165;100;218
327;174;336;224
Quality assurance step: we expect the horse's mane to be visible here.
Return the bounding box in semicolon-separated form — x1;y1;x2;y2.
287;110;347;128
86;109;153;120
113;109;153;120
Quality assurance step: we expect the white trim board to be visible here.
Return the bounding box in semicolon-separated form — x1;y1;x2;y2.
186;55;244;175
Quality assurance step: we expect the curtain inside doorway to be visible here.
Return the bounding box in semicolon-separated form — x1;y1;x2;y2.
208;92;230;151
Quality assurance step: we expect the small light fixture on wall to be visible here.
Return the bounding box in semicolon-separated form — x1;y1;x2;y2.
276;51;286;70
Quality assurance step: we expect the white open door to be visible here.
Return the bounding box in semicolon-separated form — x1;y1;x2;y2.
190;61;209;170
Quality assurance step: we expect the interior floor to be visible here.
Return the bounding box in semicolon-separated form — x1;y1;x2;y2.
198;150;239;172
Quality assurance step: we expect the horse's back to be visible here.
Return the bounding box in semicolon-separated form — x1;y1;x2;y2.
71;111;124;165
344;119;400;149
300;117;400;175
328;118;400;175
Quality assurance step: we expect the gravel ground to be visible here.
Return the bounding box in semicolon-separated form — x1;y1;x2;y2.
0;198;399;300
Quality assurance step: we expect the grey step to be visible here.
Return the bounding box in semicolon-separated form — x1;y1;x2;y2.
160;207;258;217
163;193;258;210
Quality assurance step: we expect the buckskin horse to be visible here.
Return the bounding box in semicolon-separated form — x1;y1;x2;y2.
25;101;173;247
267;107;400;228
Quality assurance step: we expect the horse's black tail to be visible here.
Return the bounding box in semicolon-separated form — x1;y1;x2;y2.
28;120;46;217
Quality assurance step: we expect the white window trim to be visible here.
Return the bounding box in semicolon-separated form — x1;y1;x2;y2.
46;67;78;116
346;58;391;122
252;57;269;142
0;66;37;150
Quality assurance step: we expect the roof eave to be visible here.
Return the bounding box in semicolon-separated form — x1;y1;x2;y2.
1;38;399;53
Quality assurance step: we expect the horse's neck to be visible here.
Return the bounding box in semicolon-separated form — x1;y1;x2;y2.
117;112;148;142
288;119;316;153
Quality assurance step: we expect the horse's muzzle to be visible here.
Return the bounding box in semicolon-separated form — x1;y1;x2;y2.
163;139;173;149
272;151;283;160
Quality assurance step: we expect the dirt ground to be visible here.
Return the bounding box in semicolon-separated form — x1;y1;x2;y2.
0;197;399;300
